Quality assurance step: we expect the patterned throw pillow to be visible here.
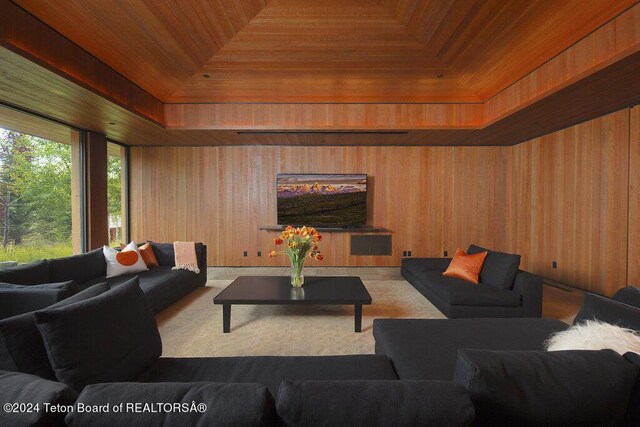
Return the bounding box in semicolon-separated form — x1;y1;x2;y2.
103;241;148;278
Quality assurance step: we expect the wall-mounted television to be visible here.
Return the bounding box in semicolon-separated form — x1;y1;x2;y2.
277;173;367;227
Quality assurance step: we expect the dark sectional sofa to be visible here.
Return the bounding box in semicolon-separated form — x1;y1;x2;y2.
0;277;477;427
0;242;207;317
402;244;543;318
374;286;640;426
1;245;639;425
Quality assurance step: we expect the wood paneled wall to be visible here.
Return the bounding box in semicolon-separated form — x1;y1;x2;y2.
506;110;630;296
129;145;511;267
129;108;637;295
629;106;640;285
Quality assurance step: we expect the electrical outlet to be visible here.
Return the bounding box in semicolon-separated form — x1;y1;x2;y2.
243;251;248;257
257;251;262;257
552;261;557;269
407;251;412;257
402;251;407;257
444;250;448;257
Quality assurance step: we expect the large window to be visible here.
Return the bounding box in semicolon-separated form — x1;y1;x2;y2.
107;142;127;245
0;106;82;263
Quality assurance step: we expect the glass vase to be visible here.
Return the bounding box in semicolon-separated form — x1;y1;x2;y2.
290;259;304;288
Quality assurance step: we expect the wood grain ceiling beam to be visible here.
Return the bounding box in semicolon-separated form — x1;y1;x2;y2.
0;0;164;125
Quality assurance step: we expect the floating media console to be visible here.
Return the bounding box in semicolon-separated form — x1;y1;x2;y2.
259;226;392;255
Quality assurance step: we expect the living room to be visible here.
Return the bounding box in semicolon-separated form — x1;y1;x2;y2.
1;0;640;426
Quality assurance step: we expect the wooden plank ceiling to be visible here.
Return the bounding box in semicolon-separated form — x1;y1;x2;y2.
1;0;639;146
14;0;633;103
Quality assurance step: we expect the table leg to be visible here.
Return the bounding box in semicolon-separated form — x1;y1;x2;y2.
223;304;231;333
355;304;362;332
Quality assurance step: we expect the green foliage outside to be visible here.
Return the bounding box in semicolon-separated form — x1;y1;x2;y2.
1;129;73;253
0;129;125;263
107;151;123;244
0;243;72;263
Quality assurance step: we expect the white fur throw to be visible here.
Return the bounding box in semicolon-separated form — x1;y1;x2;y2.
546;320;640;355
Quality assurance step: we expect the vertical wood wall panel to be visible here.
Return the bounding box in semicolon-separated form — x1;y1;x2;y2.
130;145;510;267
508;110;630;295
129;108;635;295
629;106;640;285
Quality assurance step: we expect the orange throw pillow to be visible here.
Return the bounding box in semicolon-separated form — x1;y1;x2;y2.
139;242;159;268
442;248;488;284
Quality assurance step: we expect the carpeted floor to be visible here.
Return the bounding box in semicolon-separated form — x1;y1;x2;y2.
155;267;445;357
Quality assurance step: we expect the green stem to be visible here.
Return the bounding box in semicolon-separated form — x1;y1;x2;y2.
290;257;304;287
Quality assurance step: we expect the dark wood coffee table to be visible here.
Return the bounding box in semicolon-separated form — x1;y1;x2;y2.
213;276;372;333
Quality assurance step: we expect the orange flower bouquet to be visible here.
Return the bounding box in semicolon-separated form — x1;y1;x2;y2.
270;226;323;287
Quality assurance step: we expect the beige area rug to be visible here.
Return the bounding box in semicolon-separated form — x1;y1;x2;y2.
155;269;445;357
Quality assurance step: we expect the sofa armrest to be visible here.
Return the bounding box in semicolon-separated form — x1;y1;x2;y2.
574;292;640;331
512;270;543;318
0;281;80;320
198;244;207;282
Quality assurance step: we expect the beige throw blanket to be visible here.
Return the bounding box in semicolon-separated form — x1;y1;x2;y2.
172;241;200;274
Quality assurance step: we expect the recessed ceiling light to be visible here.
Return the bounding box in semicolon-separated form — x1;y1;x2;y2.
203;73;210;78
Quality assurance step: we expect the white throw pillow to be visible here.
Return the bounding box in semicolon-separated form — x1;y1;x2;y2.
546;320;640;355
103;241;148;278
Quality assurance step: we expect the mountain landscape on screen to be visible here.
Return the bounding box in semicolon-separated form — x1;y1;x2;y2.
277;174;367;227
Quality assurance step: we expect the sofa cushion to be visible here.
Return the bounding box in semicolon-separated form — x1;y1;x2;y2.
373;318;569;381
0;369;78;427
624;351;640;427
80;266;205;314
150;242;205;268
442;248;487;284
453;349;639;427
402;257;452;273
613;286;640;309
574;292;640;331
136;355;397;398
467;245;520;290
0;259;49;285
150;242;176;266
0;282;111;380
136;266;205;313
35;277;161;390
276;380;475;427
414;270;521;307
138;242;159;267
66;382;274;427
48;248;106;284
0;281;80;319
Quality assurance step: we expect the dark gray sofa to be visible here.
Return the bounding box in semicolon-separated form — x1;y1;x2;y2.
0;279;638;425
0;277;476;427
374;286;640;381
402;244;542;318
0;242;207;316
374;286;640;426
